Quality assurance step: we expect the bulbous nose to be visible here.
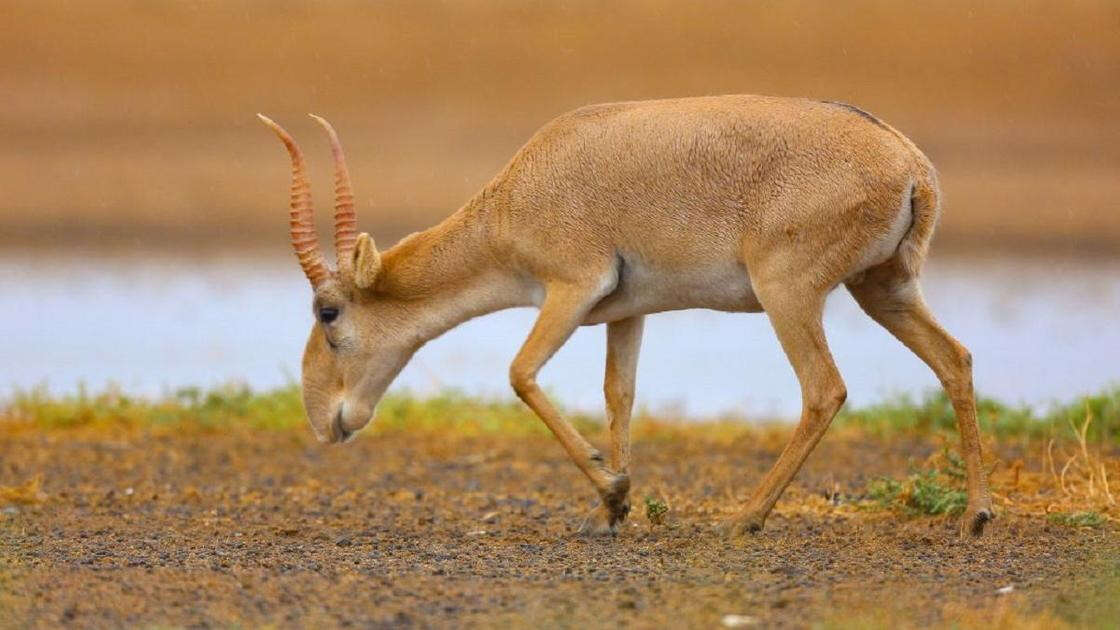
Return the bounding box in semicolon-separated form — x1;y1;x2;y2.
331;405;354;443
302;372;379;444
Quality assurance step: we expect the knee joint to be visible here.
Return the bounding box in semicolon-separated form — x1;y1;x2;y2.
509;365;538;398
952;343;973;370
806;384;847;417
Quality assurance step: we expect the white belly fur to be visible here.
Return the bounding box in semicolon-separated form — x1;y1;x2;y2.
583;257;762;325
576;186;913;326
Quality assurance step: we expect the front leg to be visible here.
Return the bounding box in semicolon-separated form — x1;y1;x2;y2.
605;316;644;475
582;315;645;532
509;279;628;531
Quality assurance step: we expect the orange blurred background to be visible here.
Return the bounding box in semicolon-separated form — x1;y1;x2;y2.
3;0;1118;255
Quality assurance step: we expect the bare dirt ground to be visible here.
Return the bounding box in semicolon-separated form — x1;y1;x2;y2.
1;426;1115;628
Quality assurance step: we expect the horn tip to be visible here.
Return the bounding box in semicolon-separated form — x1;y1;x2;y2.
308;113;334;131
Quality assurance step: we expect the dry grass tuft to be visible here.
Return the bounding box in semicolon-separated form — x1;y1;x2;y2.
993;407;1117;526
0;477;47;506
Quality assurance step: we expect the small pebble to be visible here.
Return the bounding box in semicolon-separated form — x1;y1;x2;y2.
996;584;1015;595
721;614;759;627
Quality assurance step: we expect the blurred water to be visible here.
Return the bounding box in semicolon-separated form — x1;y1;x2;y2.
2;251;1117;419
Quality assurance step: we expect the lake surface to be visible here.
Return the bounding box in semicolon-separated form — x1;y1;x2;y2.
2;250;1117;419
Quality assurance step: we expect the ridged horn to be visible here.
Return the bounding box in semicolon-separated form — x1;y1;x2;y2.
257;114;331;289
308;114;358;274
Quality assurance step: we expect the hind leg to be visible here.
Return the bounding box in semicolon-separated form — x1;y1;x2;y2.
847;264;994;535
724;280;847;535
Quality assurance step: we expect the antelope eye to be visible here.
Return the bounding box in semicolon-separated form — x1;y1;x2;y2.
318;307;340;324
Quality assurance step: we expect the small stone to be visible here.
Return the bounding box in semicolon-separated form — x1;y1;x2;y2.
465;529;487;537
481;511;499;523
335;537;352;547
721;609;757;623
721;614;759;627
996;585;1015;595
1;506;19;515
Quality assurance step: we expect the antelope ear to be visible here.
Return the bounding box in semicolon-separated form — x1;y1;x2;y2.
352;232;381;289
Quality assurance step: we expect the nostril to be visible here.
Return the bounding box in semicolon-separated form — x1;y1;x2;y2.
333;407;351;443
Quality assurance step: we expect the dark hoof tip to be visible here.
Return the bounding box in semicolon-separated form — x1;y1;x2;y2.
968;509;993;536
609;501;631;527
600;474;631;527
720;517;765;538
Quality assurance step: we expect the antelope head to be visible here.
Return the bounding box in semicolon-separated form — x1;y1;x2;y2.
259;114;416;443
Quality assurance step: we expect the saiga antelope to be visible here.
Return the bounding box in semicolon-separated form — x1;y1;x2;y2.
259;95;993;536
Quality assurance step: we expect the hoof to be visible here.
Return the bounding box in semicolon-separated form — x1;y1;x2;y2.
599;474;631;527
577;505;620;537
578;474;631;537
719;514;765;538
963;507;994;537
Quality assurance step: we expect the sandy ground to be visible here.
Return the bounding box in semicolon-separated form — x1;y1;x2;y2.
1;427;1115;628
